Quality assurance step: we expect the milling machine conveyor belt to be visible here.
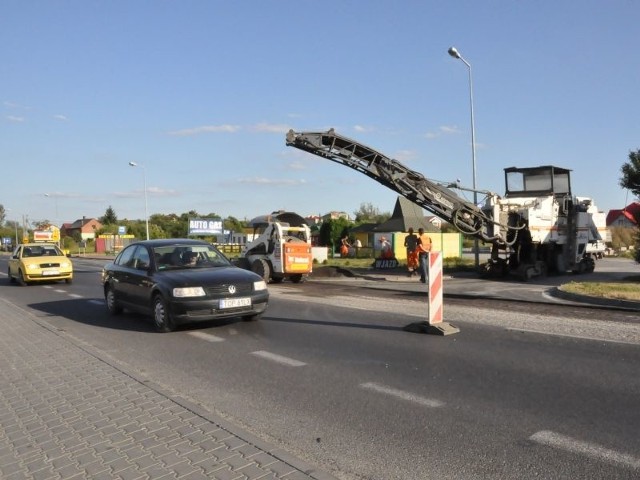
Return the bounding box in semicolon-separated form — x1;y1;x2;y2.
286;128;505;243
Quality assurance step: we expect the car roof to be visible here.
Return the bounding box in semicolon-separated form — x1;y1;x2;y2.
129;239;210;248
21;243;58;247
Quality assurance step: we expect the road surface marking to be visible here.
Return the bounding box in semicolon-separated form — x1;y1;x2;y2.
360;382;444;408
187;331;224;342
68;293;83;298
87;299;104;305
251;350;306;367
530;430;640;470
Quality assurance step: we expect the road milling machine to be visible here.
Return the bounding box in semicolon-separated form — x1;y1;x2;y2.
236;211;313;283
286;129;606;280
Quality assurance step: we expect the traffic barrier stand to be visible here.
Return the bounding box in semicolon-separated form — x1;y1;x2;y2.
403;252;460;336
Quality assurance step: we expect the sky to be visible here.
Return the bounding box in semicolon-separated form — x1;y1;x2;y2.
2;0;639;228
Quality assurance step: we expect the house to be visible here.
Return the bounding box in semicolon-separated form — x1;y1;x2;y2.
373;196;440;234
321;211;350;221
61;217;103;241
348;196;462;260
606;202;640;228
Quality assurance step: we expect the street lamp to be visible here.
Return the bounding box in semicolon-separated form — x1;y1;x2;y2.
128;162;150;240
448;46;480;269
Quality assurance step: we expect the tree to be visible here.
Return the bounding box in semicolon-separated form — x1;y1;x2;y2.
0;204;5;227
100;206;118;225
619;149;640;263
318;217;352;252
353;202;391;224
224;216;246;233
620;149;640;197
33;220;51;230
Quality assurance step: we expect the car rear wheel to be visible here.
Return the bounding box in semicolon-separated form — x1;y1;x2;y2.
153;294;175;333
105;286;123;315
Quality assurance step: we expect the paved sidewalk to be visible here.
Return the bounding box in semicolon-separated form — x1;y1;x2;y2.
0;298;336;480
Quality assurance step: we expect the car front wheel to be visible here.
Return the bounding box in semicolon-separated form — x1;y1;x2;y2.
105;286;123;315
153;294;175;333
17;269;28;286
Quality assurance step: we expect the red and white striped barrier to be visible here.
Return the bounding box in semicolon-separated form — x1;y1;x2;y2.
428;252;444;324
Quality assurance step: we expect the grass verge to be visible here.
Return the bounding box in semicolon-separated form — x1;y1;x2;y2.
560;277;640;301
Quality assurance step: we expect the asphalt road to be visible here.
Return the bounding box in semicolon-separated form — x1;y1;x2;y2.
0;256;639;479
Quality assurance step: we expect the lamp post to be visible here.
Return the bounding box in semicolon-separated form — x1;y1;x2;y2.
448;46;479;269
128;162;150;240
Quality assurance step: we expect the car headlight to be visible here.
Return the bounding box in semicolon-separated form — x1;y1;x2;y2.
60;261;71;268
173;287;206;298
253;280;267;291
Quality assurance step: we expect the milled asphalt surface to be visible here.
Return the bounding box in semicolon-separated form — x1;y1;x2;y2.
1;255;637;480
316;258;640;311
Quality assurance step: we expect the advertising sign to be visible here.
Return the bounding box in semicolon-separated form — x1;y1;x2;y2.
33;225;60;242
188;218;223;236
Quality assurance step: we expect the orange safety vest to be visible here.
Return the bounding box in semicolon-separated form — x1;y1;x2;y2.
418;233;432;254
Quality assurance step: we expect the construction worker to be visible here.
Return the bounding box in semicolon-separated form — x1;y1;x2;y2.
404;228;419;276
416;227;432;284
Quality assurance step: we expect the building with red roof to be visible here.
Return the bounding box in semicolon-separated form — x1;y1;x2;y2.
606;202;640;228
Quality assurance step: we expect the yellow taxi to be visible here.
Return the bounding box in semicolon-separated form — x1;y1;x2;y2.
8;243;73;286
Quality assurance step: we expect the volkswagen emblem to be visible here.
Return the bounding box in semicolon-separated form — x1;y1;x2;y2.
227;285;236;294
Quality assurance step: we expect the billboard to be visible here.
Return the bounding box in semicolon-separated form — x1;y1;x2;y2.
188;218;223;236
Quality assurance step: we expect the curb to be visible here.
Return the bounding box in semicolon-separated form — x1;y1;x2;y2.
550;287;640;311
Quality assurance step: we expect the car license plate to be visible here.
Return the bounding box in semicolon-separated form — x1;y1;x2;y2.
220;297;251;309
42;270;60;276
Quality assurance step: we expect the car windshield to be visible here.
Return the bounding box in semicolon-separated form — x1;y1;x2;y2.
153;244;231;270
23;245;63;257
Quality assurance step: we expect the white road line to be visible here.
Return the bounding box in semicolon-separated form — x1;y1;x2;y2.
251;350;307;367
530;430;640;470
187;331;225;342
87;299;104;305
68;293;83;298
360;382;444;408
53;289;67;293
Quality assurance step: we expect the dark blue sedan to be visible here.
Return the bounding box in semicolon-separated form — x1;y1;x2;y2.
101;239;269;332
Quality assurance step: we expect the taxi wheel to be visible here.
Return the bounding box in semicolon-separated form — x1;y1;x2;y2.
17;269;28;286
153;294;175;333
